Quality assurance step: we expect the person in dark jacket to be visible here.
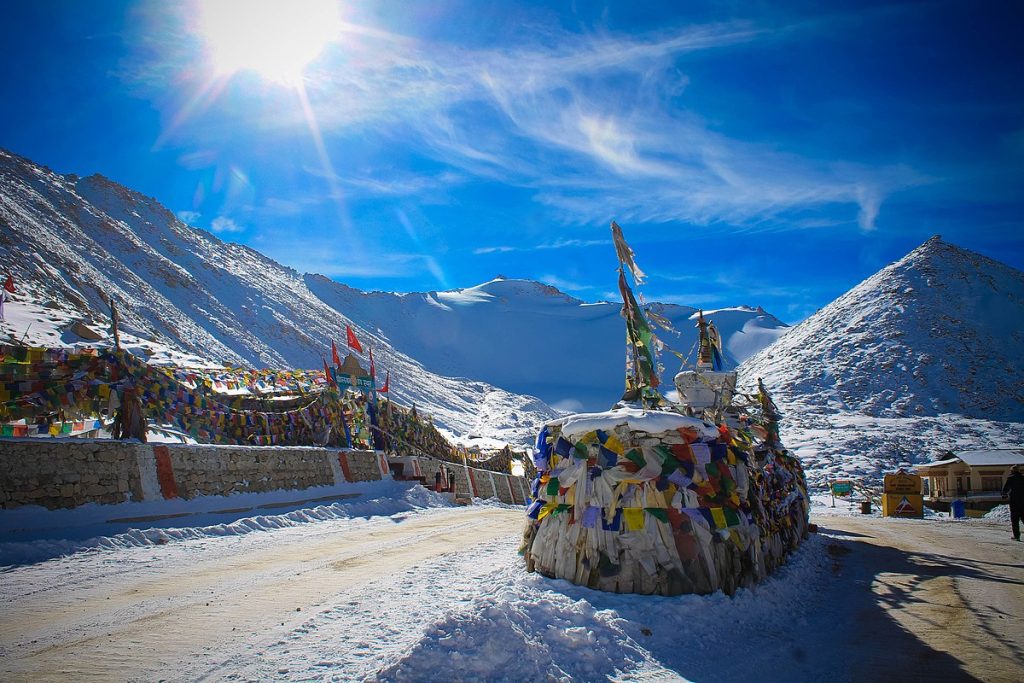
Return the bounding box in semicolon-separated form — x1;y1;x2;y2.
1001;465;1024;541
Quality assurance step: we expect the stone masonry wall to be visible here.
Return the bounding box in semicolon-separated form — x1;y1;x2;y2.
165;445;340;499
0;440;150;509
403;455;528;505
0;438;384;510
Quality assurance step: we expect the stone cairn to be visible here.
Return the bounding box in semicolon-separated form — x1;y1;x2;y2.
521;408;809;596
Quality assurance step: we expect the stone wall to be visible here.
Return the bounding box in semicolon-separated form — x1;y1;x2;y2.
0;439;385;510
396;455;528;505
0;440;150;509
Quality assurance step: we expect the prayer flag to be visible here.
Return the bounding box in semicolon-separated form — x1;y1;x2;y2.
3;274;15;294
610;221;646;284
368;347;376;378
623;507;645;531
617;268;661;402
346;325;363;353
379;370;389;393
331;340;341;367
322;358;336;387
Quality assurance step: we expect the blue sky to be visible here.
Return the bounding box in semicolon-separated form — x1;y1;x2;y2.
2;0;1022;323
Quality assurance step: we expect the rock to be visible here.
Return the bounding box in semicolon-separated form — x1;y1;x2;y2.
70;320;104;341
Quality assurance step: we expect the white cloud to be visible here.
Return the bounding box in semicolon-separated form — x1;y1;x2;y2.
473;239;609;255
139;11;930;233
176;210;201;224
210;216;244;233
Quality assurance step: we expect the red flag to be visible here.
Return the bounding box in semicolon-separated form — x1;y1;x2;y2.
368;347;376;378
346;325;363;353
3;275;14;294
379;370;389;393
331;340;341;367
322;358;336;387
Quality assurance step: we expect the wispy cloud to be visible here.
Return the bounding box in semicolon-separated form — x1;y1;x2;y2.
176;210;200;224
473;239;610;255
134;10;930;235
210;216;244;233
536;274;590;293
303;166;465;201
308;19;927;229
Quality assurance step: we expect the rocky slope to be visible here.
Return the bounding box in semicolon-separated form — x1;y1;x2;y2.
0;148;556;444
740;236;1024;484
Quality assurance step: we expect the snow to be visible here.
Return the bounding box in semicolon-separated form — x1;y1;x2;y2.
554;406;720;441
739;236;1024;487
0;479;449;567
984;504;1011;522
3;467;1022;680
0;485;839;681
314;279;789;414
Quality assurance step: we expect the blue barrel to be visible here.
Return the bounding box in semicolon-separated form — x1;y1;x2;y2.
951;499;966;519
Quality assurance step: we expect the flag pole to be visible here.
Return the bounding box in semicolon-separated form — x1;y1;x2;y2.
108;294;121;351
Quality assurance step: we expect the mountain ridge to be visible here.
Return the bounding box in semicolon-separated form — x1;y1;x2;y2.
738;235;1024;483
0;148;559;445
0;146;790;414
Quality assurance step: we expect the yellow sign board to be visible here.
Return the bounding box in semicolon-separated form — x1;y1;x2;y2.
882;493;923;518
883;473;922;495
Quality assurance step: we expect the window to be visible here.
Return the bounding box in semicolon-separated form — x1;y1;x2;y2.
982;477;1002;492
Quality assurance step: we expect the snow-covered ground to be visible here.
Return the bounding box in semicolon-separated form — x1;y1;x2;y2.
4;483;1021;682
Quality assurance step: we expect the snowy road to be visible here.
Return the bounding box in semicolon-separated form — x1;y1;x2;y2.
2;490;1023;682
0;505;523;682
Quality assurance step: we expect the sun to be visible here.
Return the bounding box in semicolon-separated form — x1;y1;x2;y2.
198;0;340;85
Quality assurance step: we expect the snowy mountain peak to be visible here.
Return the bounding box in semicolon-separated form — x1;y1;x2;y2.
741;236;1024;422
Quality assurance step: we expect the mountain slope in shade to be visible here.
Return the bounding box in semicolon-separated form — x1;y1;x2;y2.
305;275;788;412
739;236;1024;484
0;148;557;445
0;146;790;416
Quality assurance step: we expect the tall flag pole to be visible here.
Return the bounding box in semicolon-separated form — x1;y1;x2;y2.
1;274;15;320
611;221;662;407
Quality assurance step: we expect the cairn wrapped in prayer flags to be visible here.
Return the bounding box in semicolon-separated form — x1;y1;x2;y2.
521;408;808;596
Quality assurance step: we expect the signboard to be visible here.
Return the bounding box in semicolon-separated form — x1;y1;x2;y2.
336;374;374;390
831;480;853;496
883;473;922;495
882;493;924;518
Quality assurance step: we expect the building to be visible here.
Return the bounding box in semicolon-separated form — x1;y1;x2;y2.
915;449;1024;512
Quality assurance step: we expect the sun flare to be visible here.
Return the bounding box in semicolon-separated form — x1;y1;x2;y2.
198;0;340;85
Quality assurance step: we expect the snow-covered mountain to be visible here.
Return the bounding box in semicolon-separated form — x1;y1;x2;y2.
0;147;788;423
0;148;557;445
307;276;787;412
740;236;1024;485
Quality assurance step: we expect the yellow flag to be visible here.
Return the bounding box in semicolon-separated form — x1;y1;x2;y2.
623;507;645;531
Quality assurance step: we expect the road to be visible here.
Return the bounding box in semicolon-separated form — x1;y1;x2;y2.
814;513;1024;683
0;506;524;682
1;505;1021;682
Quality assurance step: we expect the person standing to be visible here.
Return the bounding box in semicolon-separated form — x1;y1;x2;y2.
1001;465;1024;541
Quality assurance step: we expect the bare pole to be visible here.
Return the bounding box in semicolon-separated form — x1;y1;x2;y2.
108;295;121;351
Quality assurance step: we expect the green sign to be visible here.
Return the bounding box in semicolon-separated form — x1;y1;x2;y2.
831;480;853;496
